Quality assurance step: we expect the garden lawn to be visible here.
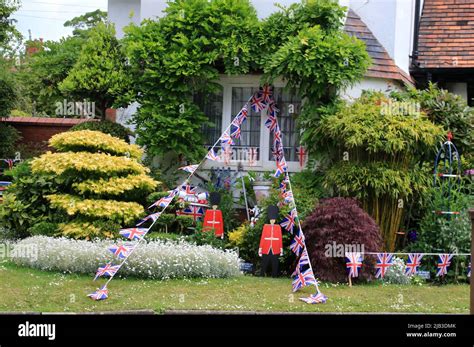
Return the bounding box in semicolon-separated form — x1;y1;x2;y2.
0;262;469;314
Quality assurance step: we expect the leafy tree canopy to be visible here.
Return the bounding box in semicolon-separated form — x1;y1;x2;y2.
0;0;21;53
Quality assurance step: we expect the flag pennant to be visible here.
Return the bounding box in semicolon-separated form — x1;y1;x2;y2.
230;123;241;139
178;164;199;174
345;252;363;278
148;194;174;209
265;113;278;132
136;212;161;226
300;292;327;304
94;263;121;281
119;228;148;241
108;243;135;259
436;254;453;277
258;85;273;104
206;148;220;162
405;253;423;276
290;230;305;256
297;248;310;268
177;206;204;222
296;146;307;168
88;285;109;301
281;208;298;233
251;93;266;112
220;131;234;146
274;157;287;178
232;106;248;126
267;100;279;116
292;268;317;292
375;253;393;279
179;184;197;196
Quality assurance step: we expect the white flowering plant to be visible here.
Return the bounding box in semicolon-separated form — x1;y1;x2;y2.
11;236;242;279
383;256;411;285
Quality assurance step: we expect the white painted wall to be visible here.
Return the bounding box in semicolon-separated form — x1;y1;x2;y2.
343;77;403;100
446;83;468;102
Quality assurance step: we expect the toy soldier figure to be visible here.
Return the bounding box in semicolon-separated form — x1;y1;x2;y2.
259;205;283;277
203;192;224;238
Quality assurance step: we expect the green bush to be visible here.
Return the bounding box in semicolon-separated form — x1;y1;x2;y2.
0;123;21;158
28;222;59;237
70;120;132;143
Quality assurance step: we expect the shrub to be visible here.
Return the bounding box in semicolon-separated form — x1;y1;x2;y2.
383;256;411;285
0;123;21;158
70;120;132;143
50;130;141;159
28;222;58;237
302;197;383;283
11;236;242;279
72;174;157;198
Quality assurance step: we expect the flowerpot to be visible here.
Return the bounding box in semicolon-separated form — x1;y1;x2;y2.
252;181;272;204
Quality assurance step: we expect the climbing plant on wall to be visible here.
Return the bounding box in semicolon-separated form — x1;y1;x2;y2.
122;0;371;162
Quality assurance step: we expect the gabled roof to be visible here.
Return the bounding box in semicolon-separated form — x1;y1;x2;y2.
344;9;414;86
417;0;474;69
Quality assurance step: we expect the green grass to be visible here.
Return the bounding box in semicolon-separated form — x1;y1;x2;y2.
0;261;469;314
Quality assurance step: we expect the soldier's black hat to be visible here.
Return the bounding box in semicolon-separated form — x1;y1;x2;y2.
209;192;221;206
268;205;279;220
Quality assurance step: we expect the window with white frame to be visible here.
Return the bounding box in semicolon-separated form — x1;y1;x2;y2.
197;77;302;172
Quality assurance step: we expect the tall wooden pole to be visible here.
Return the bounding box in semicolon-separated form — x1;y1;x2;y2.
469;209;474;314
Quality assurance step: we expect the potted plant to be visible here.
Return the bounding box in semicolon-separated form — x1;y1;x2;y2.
250;171;273;203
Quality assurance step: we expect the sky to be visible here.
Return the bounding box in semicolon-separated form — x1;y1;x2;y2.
11;0;108;42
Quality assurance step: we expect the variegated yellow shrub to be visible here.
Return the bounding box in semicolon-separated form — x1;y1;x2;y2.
59;222;116;240
50;130;143;159
47;194;144;225
31;151;147;176
72;174;159;196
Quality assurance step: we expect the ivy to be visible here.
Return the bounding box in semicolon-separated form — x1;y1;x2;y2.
122;0;371;162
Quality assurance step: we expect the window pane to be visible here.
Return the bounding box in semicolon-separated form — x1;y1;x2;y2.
231;87;261;160
268;88;301;162
194;88;223;146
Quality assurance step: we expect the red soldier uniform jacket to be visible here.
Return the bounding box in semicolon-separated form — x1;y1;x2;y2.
203;209;224;237
259;224;283;256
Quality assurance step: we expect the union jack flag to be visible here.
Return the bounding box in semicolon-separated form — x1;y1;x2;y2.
297;248;310;268
109;243;134;259
300;292;327;304
345;252;363;278
88;285;109;301
405;253;423;276
281;208;297;233
179;184;197;196
148;194;174;209
119;228;148;241
267;100;279;116
272;145;284;161
282;190;294;205
136;212;161;226
258;85;273;104
273;126;282;148
274;157;287;178
94;263;121;281
290;231;305;256
375;253;393;279
220;131;234;146
178;164;199;174
292;268;317;292
230;123;241;139
177;206;204;222
251;93;266;112
206;148;220;162
436;254;453;277
232;106;248;126
296;146;307;168
265;114;278;132
3;159;14;170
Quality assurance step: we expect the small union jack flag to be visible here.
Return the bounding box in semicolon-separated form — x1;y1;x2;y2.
136;212;161;226
297;248;310;268
296;146;307;168
272;145;284;161
267;100;279;116
290;230;305;256
3;159;14;170
88;285;109;301
281;208;297;233
300;292;327;304
178;164;199;174
405;253;423;276
436;254;453;277
274;157;287;178
230;123;241;139
265;114;278;132
292;268;317;292
220;131;234;146
251;93;266;112
206;148;220;162
375;253;393;279
232;106;248;126
258;85;273;104
94;263;121;281
149;194;174;209
109;243;134;259
119;228;148;241
345;252;363;278
177;206;204;222
282;190;294;205
179;184;197;196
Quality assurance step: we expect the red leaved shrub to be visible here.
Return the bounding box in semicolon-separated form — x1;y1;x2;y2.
302;197;383;283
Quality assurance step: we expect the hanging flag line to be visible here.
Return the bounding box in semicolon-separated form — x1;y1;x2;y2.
359;252;471;256
344;252;471;280
88;94;256;300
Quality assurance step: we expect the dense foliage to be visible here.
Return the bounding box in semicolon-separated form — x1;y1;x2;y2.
122;0;370;161
0;0;20;51
0;131;158;239
302;197;383;283
70;120;132;143
310;92;443;250
0;122;20;158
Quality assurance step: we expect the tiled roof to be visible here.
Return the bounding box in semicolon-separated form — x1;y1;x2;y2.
344;9;414;86
417;0;474;68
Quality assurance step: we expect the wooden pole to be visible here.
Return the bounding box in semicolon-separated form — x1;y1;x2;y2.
469;208;474;315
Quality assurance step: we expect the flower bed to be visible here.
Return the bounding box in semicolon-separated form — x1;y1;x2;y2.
11;236;242;279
